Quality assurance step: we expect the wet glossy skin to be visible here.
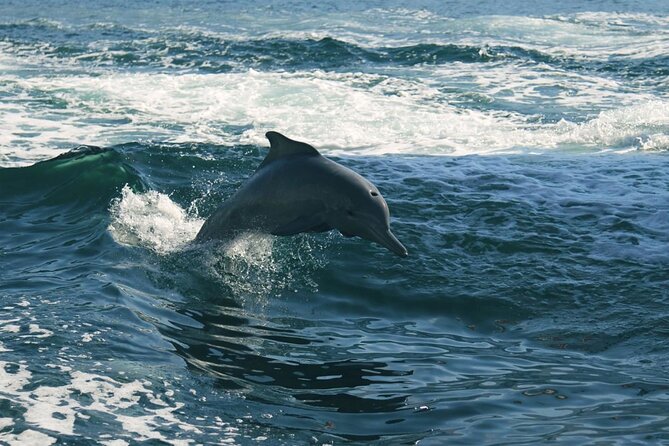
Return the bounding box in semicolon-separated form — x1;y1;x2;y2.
196;133;407;257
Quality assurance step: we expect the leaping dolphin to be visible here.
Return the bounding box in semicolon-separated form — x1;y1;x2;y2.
195;131;408;257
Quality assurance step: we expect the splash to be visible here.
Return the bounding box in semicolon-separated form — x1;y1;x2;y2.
108;185;204;254
195;233;328;308
639;133;669;152
107;186;329;305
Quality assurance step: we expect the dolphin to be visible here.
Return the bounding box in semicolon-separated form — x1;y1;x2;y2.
195;131;408;257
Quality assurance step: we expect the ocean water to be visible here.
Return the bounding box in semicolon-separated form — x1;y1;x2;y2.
1;0;669;444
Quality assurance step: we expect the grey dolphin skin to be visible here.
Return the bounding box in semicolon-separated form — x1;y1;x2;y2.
195;131;408;257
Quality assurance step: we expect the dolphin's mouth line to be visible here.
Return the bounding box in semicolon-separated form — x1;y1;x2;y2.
367;226;408;257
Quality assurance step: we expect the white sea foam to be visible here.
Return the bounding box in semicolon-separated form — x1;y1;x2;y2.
548;101;669;150
452;15;669;60
246;10;669;60
639;133;669;152
0;361;233;444
24;323;54;339
1;67;667;165
0;418;14;430
0;429;57;446
211;9;669;60
427;60;655;112
1;9;668;166
1;324;21;333
108;185;204;254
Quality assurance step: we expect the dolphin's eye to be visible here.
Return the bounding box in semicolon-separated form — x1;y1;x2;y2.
347;210;354;216
370;191;379;197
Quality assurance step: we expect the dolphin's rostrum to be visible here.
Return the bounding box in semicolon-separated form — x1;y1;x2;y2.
196;131;408;257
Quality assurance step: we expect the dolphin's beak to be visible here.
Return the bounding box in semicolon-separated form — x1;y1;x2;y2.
371;228;408;257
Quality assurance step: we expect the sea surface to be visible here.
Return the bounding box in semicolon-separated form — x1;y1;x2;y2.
1;1;669;444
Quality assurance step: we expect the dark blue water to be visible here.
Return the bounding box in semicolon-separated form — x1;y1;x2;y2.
1;1;669;444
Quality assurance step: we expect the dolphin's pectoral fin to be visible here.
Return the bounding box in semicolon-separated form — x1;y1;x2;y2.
271;215;330;236
259;132;321;170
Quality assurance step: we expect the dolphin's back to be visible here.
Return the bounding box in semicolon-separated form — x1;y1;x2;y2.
195;155;336;242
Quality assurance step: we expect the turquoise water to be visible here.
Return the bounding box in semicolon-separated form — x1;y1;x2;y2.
1;1;669;444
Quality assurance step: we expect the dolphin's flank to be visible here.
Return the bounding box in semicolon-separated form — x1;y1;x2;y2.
195;131;407;257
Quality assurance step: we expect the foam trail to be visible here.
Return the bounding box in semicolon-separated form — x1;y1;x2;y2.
2;69;668;165
1;9;668;166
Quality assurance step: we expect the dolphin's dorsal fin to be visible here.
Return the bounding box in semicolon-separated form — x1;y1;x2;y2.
259;131;320;169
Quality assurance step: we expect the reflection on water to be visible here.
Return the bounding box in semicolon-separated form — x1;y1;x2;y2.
159;303;411;413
